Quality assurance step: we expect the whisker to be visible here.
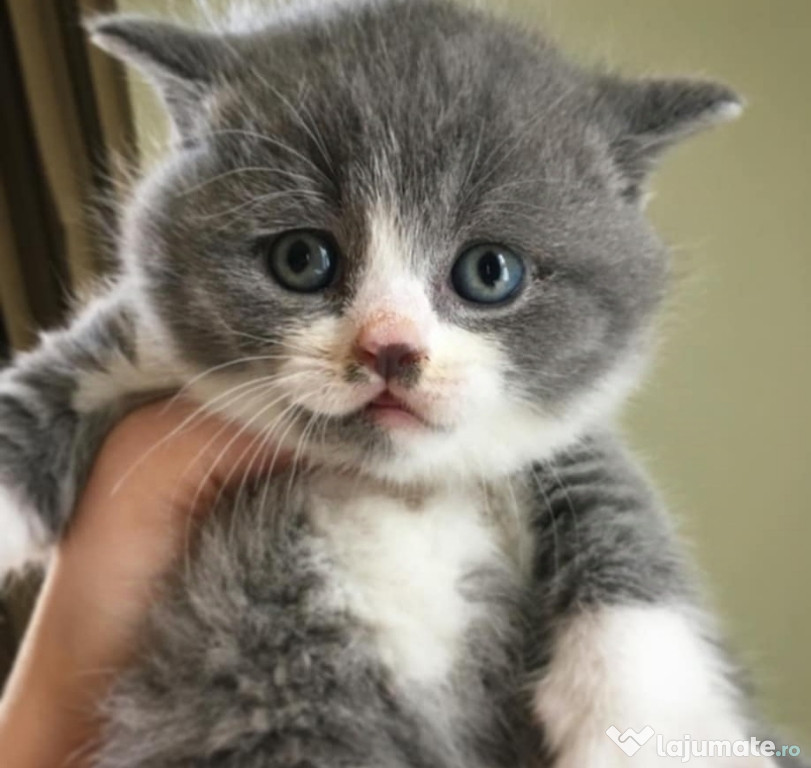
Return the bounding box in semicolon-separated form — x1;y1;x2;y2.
110;377;280;496
201;128;332;185
179;166;322;198
283;397;331;506
164;355;296;408
176;386;276;569
195;188;326;225
461;89;570;208
255;397;313;515
183;380;323;516
112;370;316;496
223;399;307;550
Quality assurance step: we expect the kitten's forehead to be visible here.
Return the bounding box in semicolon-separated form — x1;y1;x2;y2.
214;0;590;218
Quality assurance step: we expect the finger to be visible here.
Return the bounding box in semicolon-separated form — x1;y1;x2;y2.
179;402;295;482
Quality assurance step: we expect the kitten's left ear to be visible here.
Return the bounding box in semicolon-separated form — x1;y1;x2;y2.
598;77;744;200
87;14;235;139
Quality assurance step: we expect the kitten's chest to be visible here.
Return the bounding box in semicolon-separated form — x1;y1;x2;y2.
304;474;531;686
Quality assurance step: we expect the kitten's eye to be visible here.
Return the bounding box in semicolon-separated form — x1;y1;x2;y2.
451;244;525;304
265;230;338;293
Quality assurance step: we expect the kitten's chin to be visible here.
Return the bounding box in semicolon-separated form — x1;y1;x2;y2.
294;409;577;486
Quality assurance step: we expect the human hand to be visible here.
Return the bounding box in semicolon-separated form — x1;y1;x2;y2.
0;399;287;767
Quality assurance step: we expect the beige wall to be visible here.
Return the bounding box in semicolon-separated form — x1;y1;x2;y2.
121;0;811;748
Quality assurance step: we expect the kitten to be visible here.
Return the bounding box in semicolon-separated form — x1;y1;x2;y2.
0;0;781;765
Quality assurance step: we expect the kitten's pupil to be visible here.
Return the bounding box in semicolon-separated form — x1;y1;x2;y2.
478;252;503;287
288;241;311;274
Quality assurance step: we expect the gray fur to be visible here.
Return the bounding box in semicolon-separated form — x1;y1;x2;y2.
93;474;532;768
0;294;139;537
0;1;778;766
530;432;695;610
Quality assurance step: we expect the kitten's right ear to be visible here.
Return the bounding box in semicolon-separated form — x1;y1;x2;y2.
597;76;744;201
87;15;234;138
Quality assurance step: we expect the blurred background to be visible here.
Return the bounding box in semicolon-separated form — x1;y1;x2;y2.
0;0;808;749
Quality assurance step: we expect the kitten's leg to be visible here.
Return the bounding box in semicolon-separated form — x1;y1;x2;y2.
0;286;179;575
528;434;772;767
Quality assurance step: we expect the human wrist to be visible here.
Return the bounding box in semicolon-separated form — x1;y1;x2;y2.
0;656;97;768
0;560;111;768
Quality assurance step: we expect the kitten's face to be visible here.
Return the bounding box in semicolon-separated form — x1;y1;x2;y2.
121;2;674;482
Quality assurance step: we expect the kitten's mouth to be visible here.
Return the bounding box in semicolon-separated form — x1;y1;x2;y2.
363;390;429;430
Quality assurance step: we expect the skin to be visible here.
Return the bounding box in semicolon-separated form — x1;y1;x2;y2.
0;400;287;768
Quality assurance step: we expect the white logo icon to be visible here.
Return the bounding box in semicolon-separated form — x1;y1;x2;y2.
606;725;656;756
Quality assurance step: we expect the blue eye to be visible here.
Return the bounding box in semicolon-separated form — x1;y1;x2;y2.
266;230;337;293
451;244;525;304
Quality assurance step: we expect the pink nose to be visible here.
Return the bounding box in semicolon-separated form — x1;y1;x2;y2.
354;319;427;381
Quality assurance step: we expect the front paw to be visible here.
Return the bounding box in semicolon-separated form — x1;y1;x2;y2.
0;371;94;571
0;482;48;576
534;606;777;768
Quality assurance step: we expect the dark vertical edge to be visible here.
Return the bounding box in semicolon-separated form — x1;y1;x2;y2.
55;1;113;196
79;0;139;273
0;312;8;363
0;0;69;334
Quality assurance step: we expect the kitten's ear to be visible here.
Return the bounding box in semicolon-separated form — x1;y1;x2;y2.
599;77;744;200
87;15;234;138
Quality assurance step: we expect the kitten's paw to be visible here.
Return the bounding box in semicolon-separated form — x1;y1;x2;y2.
535;605;776;768
0;482;48;577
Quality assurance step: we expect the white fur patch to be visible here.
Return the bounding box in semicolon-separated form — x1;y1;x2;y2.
0;483;47;577
534;605;772;767
309;474;514;685
349;202;435;341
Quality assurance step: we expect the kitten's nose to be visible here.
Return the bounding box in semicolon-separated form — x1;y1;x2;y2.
354;319;427;381
364;343;424;381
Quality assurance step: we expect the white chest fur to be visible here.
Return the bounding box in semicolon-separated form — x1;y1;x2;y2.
307;475;523;686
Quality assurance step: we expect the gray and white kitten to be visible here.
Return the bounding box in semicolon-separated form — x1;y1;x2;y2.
0;0;780;766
